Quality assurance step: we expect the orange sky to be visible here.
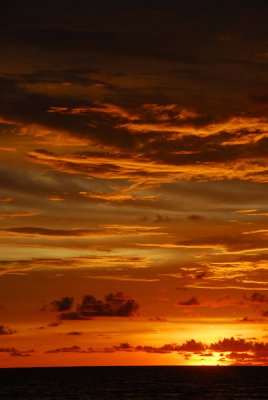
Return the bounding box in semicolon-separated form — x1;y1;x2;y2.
0;1;268;367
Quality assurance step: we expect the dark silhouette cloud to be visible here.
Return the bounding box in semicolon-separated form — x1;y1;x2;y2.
10;349;35;357
49;292;139;319
0;347;17;353
178;339;206;352
209;337;254;352
47;322;60;327
46;345;85;354
59;312;87;321
76;292;140;318
50;296;74;312
0;325;16;335
187;214;204;221
43;337;268;366
178;296;200;306
247;292;268;304
1;227;97;237
0;347;34;357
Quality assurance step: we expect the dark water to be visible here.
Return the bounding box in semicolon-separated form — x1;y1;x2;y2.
0;366;267;399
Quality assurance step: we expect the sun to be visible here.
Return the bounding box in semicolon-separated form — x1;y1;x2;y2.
187;352;227;366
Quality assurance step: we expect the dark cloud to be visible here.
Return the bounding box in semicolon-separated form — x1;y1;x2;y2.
49;292;139;319
43;337;268;366
1;27;199;64
10;349;34;357
0;347;17;353
0;227;98;237
46;345;98;354
238;316;265;323
50;296;74;312
47;322;60;327
113;343;133;351
187;214;204;221
66;331;83;336
209;337;254;352
46;345;85;354
246;292;268;304
194;271;207;279
115;340;206;354
135;345;171;354
6;68;100;86
0;325;16;335
178;339;206;352
75;292;139;318
59;312;86;321
178;296;200;306
0;347;34;357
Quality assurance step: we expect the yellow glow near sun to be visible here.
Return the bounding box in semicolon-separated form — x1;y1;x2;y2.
187;352;226;366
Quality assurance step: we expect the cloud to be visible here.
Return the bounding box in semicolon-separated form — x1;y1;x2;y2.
0;347;34;357
187;214;204;221
245;292;268;304
0;227;98;238
209;337;254;352
50;296;74;312
177;296;200;306
0;325;16;335
75;292;140;318
28;143;268;190
142;104;201;122
59;312;86;321
0;224;162;239
0;211;39;220
178;339;206;352
0;347;17;353
237;316;265;323
79;190;157;204
9;68;101;86
43;336;268;365
10;349;35;357
46;345;86;354
48;103;140;121
0;197;13;203
47;322;60;327
0;255;150;276
49;292;140;319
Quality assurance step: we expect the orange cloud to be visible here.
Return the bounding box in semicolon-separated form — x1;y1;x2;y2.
79;191;157;203
0;212;39;220
0;197;13;203
0;225;164;239
48;102;139;121
28;149;268;187
0;255;150;276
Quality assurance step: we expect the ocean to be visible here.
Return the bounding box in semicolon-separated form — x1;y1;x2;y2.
0;366;267;399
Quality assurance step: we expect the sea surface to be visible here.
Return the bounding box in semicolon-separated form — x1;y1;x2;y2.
0;366;267;399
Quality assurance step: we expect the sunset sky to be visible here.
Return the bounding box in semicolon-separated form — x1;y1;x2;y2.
1;0;268;367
